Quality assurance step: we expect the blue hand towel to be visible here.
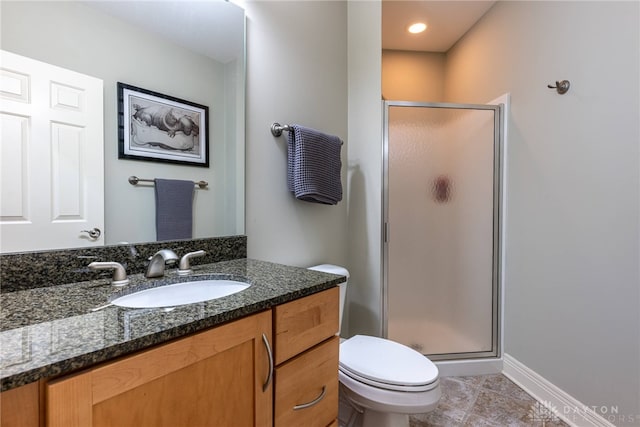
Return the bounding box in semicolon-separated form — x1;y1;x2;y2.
154;178;195;241
287;125;343;205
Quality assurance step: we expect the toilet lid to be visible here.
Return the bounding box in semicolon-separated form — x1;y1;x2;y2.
339;335;439;390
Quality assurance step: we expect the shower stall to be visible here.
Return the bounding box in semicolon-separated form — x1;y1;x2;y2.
382;99;505;364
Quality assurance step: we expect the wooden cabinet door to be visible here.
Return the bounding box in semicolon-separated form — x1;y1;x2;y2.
46;310;273;427
0;381;41;427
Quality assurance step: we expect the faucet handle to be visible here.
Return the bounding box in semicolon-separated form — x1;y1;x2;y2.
88;261;130;286
178;250;207;276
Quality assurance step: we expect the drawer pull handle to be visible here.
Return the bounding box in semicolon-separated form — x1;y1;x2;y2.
262;333;274;392
293;386;326;410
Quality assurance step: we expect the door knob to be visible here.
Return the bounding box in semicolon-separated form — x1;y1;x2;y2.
81;227;102;239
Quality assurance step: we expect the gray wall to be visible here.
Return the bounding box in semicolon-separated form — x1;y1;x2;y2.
346;1;383;337
244;1;349;270
445;1;640;420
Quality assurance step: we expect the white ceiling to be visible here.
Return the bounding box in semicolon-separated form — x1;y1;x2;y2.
83;1;244;64
383;1;496;53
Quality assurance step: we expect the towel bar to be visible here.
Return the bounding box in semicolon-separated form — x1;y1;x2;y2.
271;122;292;137
128;176;208;189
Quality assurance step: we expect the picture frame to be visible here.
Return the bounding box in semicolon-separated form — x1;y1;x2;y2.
117;82;209;167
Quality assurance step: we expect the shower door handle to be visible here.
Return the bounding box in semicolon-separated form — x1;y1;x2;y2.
384;222;389;243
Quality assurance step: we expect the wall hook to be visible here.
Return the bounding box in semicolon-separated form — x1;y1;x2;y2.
547;80;570;95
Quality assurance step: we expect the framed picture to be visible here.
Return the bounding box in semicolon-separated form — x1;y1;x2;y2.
118;82;209;167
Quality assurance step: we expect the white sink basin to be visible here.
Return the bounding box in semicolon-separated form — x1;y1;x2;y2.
111;279;250;308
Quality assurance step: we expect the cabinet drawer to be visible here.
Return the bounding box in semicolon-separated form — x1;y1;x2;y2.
274;336;339;427
274;287;339;365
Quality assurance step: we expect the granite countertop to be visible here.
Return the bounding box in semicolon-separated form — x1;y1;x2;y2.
0;258;346;392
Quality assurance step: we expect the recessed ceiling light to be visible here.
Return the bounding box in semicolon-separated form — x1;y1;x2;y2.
408;22;427;34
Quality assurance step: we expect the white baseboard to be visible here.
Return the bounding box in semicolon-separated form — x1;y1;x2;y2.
503;353;616;427
435;357;503;377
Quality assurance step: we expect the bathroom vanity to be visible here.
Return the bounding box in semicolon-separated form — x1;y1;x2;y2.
0;256;344;427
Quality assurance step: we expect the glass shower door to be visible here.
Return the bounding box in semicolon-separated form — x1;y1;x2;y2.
383;101;503;360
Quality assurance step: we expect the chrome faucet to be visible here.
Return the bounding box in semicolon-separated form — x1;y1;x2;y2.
145;249;179;278
88;261;130;286
178;250;207;276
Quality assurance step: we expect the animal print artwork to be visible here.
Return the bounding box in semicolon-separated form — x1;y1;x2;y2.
130;98;201;152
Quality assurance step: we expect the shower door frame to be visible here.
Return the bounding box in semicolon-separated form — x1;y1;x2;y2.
382;100;504;361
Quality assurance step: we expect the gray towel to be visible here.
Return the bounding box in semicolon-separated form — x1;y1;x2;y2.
154;178;194;241
287;124;343;205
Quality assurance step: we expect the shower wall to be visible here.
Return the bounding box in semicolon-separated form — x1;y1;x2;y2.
386;103;498;358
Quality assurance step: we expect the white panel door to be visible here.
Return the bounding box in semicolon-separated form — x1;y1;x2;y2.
0;50;104;252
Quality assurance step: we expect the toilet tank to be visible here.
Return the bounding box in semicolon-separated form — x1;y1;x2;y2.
308;264;349;336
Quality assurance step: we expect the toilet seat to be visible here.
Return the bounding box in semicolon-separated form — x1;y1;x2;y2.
339;335;439;392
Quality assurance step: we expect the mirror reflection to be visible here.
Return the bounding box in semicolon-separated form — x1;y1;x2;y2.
0;0;245;253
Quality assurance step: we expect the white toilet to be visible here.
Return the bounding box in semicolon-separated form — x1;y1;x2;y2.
309;265;441;427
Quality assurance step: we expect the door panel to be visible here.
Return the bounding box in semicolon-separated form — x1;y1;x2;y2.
0;50;104;252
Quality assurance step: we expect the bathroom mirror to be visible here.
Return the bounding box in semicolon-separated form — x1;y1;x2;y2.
0;0;245;252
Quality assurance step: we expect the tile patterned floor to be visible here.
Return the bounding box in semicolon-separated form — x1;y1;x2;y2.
410;374;569;426
339;374;570;427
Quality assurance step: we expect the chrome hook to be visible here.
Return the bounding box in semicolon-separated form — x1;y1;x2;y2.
547;80;570;95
